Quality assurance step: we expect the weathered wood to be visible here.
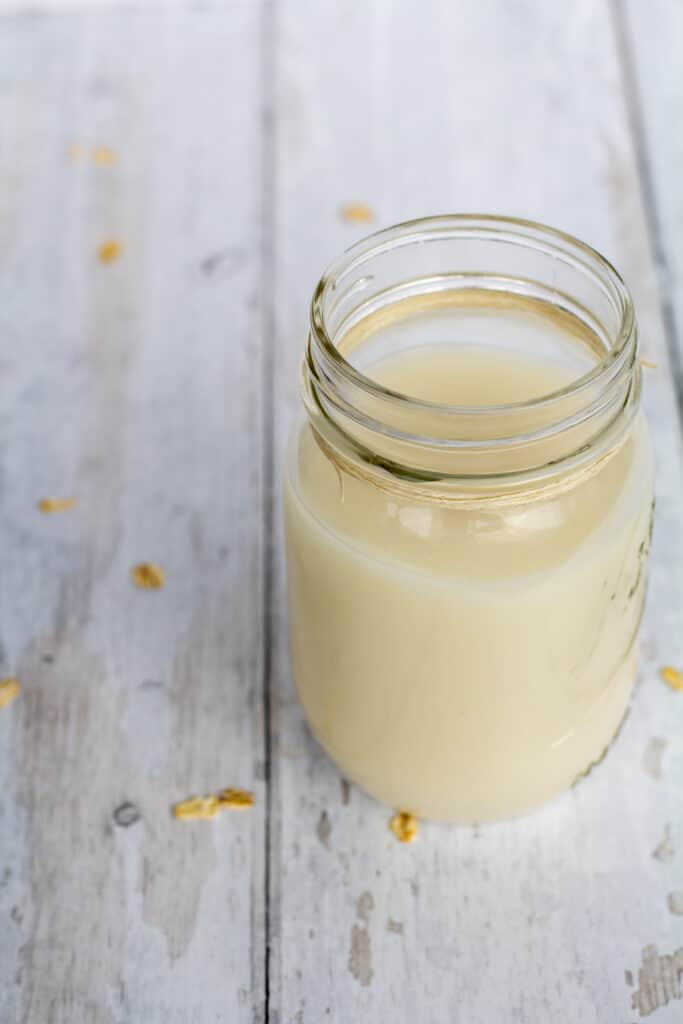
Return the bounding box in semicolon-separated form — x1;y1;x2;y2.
1;1;682;1021
619;0;683;414
0;9;267;1023
270;2;683;1022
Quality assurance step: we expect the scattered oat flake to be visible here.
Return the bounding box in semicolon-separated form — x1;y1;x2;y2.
98;240;122;263
217;788;255;809
340;203;375;224
38;497;77;514
131;563;165;590
640;358;658;369
660;666;683;692
390;811;419;843
174;788;254;820
174;795;220;820
67;143;84;162
0;678;21;710
93;145;116;166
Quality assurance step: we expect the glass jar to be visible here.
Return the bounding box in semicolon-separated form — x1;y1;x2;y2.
284;215;654;823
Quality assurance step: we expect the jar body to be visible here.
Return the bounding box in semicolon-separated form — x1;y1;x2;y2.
284;414;653;822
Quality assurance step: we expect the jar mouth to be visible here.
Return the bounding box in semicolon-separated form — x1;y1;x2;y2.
311;215;634;415
304;214;640;487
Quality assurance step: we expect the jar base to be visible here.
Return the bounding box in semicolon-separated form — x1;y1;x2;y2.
296;652;638;825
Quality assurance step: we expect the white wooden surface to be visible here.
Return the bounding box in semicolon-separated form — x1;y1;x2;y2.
0;9;267;1022
622;0;683;411
0;2;682;1022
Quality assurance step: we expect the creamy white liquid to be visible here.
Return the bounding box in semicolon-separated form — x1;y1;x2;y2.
285;339;653;822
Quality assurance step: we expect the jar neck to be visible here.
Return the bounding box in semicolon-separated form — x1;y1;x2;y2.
302;216;640;500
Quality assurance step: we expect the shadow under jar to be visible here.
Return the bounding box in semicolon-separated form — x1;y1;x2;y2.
284;215;654;823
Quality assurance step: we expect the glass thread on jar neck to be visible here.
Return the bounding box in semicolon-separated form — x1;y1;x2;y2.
303;215;640;501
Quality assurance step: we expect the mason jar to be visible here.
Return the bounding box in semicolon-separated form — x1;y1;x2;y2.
284;215;654;823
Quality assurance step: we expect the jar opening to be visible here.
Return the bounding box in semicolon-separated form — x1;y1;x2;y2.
304;215;640;492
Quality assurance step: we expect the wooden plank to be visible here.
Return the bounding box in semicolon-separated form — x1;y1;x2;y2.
619;0;683;414
0;2;176;8
0;9;267;1023
270;2;683;1022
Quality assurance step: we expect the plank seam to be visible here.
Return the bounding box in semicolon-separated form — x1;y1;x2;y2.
260;0;277;1019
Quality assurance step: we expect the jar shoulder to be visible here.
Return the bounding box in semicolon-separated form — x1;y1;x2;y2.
285;416;654;581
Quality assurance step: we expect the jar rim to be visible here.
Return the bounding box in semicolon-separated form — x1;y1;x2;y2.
304;214;641;491
310;213;635;417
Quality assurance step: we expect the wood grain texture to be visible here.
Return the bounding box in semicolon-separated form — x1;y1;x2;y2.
620;0;683;412
270;2;683;1022
0;8;267;1022
1;1;682;1022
